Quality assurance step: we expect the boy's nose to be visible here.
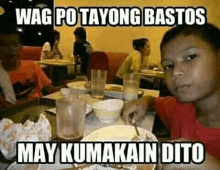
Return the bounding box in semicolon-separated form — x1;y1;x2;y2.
172;65;185;79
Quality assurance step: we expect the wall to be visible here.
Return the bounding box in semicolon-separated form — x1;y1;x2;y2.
55;0;220;64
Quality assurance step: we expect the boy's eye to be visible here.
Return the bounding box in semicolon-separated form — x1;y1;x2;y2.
163;64;173;71
185;54;197;61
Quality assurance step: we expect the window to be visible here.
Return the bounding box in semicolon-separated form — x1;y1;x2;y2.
0;0;54;46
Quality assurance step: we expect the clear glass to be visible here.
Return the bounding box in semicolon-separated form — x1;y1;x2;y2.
56;96;86;140
123;73;140;101
91;69;107;99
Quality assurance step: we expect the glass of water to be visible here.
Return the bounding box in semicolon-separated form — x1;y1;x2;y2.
56;96;86;141
123;73;140;101
91;69;108;99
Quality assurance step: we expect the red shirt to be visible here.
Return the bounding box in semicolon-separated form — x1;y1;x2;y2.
154;97;220;159
0;60;51;106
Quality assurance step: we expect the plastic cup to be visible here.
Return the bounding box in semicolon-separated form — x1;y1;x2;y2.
56;96;86;141
91;69;107;99
123;73;140;101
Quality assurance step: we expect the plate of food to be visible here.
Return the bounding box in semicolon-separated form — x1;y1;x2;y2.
67;81;90;94
104;84;143;99
82;125;157;170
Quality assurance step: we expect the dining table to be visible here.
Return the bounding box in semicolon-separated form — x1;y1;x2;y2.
136;69;165;89
0;85;161;170
35;59;76;86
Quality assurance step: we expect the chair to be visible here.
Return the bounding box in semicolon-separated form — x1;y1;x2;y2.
87;51;109;81
19;46;42;61
106;52;129;83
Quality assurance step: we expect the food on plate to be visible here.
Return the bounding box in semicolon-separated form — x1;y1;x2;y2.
105;86;123;92
84;82;91;89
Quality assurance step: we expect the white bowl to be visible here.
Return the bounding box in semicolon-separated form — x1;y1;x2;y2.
60;88;71;96
92;99;124;123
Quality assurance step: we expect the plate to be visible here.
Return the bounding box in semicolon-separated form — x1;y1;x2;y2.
82;125;157;142
67;81;90;94
7;162;41;170
104;84;143;99
46;104;92;115
82;125;157;170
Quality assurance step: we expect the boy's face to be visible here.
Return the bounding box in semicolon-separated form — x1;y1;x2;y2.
0;34;21;71
161;35;218;103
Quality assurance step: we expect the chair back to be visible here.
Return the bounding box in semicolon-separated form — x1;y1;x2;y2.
106;52;129;83
19;46;42;61
88;51;109;81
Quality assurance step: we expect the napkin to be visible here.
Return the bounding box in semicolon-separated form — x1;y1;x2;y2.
0;114;51;160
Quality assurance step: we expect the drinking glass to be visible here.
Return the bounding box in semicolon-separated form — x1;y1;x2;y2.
123;73;140;101
56;96;86;141
91;69;107;99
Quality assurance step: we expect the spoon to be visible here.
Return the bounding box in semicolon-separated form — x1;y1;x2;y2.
129;113;143;141
131;119;143;141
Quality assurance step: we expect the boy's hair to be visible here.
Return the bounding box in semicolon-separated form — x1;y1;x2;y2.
132;38;149;51
74;27;87;41
160;23;220;52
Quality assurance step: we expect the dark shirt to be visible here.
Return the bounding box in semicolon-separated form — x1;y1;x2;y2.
73;41;93;75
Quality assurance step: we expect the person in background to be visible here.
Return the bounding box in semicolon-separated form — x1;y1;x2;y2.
115;38;152;87
73;27;93;75
123;23;220;169
41;30;63;60
0;19;59;108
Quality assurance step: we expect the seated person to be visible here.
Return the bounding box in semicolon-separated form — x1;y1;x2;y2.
73;27;93;75
123;23;220;169
0;22;59;107
41;30;63;60
115;38;152;87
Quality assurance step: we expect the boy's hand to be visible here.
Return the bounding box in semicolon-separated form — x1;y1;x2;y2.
122;96;155;124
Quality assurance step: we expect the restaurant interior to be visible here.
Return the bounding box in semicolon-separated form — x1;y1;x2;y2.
0;0;219;169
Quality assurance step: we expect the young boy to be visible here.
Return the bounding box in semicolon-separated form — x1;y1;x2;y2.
0;20;59;107
123;23;220;169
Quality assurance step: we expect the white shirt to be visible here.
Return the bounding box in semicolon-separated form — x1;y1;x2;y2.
41;42;51;60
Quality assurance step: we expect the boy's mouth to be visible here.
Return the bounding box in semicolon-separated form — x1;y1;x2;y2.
175;85;191;93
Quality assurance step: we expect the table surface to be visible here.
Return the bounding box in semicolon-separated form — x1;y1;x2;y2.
1;90;158;170
35;59;75;66
137;69;165;79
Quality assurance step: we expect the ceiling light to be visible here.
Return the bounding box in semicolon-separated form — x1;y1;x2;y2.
17;28;23;32
0;6;5;15
38;32;42;36
36;4;47;8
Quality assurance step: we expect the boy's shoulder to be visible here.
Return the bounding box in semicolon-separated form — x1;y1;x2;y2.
156;96;194;109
